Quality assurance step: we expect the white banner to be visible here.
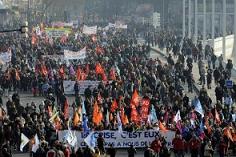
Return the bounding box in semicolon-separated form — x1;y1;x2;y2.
58;130;175;148
105;23;128;30
63;80;100;95
83;25;97;35
0;51;12;64
45;28;72;38
64;47;86;60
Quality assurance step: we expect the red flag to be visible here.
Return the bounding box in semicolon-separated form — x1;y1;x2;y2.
60;35;68;43
102;73;107;81
96;46;104;55
85;64;90;75
141;98;150;121
31;34;37;45
131;105;139;124
109;68;116;80
205;117;212;134
80;71;87;80
131;89;140;107
95;63;104;74
59;66;65;79
215;108;221;124
76;67;81;80
97;92;103;104
64;99;69;119
111;99;118;113
41;65;48;76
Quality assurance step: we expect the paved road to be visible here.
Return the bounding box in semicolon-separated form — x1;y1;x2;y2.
152;46;236;104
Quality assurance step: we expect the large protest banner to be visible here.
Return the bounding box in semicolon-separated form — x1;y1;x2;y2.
64;47;86;60
45;27;72;38
83;25;97;35
63;80;100;95
58;130;175;148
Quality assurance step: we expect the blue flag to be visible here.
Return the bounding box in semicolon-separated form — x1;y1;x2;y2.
150;105;158;124
82;115;90;134
82;100;86;114
84;131;97;152
194;99;204;118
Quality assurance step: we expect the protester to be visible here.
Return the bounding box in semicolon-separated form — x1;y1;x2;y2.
127;145;137;157
0;20;235;157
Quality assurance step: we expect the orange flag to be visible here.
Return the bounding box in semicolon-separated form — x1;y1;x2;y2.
95;63;104;74
93;101;103;125
159;121;168;132
223;127;233;141
131;89;140;107
64;99;69;120
15;70;20;81
73;111;80;127
111;99;118;113
120;107;129;125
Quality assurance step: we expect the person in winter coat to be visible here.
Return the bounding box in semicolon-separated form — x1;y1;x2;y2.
127;145;137;157
204;141;214;157
144;146;155;157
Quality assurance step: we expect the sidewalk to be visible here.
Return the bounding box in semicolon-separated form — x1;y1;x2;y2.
151;46;236;104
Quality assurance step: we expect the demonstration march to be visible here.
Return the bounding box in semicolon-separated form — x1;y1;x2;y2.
0;1;236;157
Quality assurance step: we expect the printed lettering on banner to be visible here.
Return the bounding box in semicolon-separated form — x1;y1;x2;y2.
58;130;175;148
83;25;97;35
64;47;86;60
45;28;72;38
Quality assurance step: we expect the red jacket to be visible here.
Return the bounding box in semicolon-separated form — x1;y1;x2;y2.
172;138;185;151
189;138;201;150
151;139;162;153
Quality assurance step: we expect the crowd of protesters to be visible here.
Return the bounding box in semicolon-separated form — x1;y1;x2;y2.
0;21;235;157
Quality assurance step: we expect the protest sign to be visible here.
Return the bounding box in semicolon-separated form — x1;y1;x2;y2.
83;25;97;35
45;27;72;38
64;47;86;60
58;130;175;148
